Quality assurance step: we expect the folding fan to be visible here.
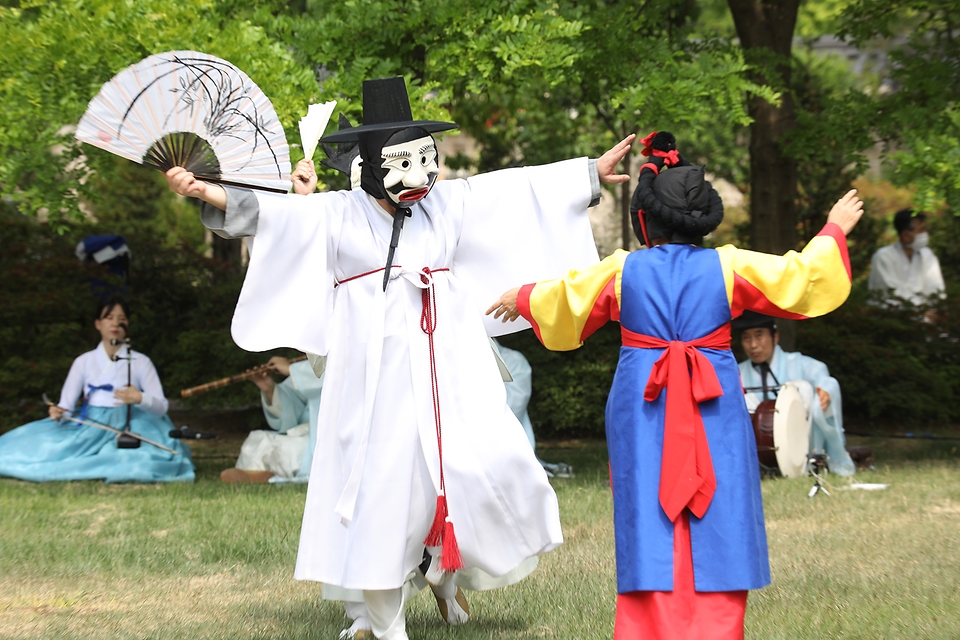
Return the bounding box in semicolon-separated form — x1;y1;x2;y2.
299;100;337;161
76;50;291;193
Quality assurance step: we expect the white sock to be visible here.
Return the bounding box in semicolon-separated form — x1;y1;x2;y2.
363;588;408;640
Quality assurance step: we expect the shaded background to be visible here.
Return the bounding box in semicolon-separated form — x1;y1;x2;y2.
3;0;960;437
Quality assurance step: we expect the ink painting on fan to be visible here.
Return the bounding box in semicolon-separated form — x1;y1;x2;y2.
76;50;291;194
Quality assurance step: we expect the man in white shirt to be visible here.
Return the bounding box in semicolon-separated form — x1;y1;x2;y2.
868;208;945;307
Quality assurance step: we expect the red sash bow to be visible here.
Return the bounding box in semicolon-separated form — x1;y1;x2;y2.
621;323;730;522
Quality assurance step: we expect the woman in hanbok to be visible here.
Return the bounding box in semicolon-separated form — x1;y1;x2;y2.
487;132;864;639
0;298;194;483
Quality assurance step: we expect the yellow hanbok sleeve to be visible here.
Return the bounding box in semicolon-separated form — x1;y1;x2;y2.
716;223;852;319
517;250;629;351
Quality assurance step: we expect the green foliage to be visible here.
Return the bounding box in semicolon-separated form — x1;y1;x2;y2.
786;49;877;242
797;284;960;427
681;43;875;248
795;0;848;38
0;0;317;231
259;0;768;209
890;117;960;215
499;323;621;438
838;0;960;214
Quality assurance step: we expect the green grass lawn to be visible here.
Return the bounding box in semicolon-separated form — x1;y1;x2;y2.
1;430;958;639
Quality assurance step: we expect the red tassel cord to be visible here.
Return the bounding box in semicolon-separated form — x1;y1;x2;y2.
441;519;464;572
417;267;463;571
425;494;447;547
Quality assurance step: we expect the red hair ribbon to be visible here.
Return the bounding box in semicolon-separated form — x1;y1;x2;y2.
640;131;681;166
652;148;680;166
640;131;658;156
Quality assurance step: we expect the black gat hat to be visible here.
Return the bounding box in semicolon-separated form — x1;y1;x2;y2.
320;77;458;143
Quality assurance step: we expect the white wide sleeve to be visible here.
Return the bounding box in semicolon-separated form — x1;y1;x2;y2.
57;355;87;411
452;157;600;337
133;354;169;416
230;192;340;355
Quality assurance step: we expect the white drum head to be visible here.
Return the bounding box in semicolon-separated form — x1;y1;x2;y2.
773;382;811;478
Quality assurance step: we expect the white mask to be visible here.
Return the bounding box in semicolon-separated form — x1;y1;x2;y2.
349;155;362;191
910;231;929;250
380;135;439;206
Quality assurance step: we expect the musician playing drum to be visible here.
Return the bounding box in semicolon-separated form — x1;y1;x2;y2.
736;311;856;476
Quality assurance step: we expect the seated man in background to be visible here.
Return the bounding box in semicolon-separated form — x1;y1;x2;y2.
493;340;573;478
221;355;323;484
735;311;856;476
868;208;945;309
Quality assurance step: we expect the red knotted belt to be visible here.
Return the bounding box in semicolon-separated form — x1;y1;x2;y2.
621;323;730;522
335;265;462;570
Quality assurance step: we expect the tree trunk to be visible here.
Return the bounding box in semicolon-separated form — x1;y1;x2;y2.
728;0;801;349
746;94;798;254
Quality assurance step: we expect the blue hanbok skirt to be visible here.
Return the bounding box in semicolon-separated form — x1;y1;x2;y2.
0;406;194;483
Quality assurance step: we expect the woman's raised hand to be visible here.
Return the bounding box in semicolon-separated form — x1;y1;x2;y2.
826;189;864;236
486;288;521;323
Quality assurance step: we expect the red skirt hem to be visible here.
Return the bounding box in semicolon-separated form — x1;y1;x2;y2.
613;512;747;640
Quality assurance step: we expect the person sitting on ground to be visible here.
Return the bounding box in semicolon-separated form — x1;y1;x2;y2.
220;355;323;484
220;114;358;486
735;311;856;476
868;208;945;309
0;297;194;483
493;340;573;478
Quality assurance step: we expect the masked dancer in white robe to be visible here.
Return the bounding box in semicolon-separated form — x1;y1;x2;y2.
164;76;634;640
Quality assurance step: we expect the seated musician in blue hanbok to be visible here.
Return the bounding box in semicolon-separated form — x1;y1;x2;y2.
0;298;194;483
220;355;324;484
736;311;856;476
493;340;573;478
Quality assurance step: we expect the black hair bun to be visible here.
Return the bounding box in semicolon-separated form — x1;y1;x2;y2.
649;131;676;153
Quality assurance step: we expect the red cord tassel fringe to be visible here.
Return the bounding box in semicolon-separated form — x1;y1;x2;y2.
424;494;447;547
441;519;464;572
